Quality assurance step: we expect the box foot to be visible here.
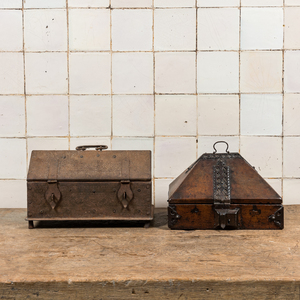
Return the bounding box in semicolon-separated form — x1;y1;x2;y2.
28;221;34;229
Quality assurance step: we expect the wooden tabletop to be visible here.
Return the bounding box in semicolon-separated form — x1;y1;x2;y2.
1;207;300;299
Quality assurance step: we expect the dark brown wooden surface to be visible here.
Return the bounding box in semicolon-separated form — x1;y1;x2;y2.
168;204;283;230
27;181;152;220
1;207;300;299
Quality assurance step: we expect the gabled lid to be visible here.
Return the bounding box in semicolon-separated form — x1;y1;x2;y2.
168;141;281;204
27;147;151;181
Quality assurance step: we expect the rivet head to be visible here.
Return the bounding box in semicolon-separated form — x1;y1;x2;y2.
146;185;150;189
137;189;141;192
80;155;83;158
113;155;116;158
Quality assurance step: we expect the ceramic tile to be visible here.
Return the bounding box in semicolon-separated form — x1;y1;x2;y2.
198;8;239;50
70;95;111;136
27;96;68;136
155;52;196;94
25;52;68;94
154;8;196;51
112;53;153;94
198;0;239;7
0;180;27;208
112;0;152;7
241;0;283;6
155;137;196;177
69;9;110;51
70;137;111;150
241;94;282;136
113;95;154;136
27;138;68;159
0;96;25;137
155;179;173;208
240;51;282;93
155;0;195;7
283;179;300;205
0;53;24;94
284;94;300;135
0;139;26;179
24;0;66;8
155;95;197;136
198;95;239;136
285;0;300;5
112;9;152;51
112;137;154;174
69;53;111;94
284;51;300;93
69;0;109;7
0;0;22;8
241;8;283;50
265;179;282;197
240;136;282;177
24;9;67;51
0;10;22;51
283;137;300;177
197;136;239;156
197;52;239;93
285;8;300;49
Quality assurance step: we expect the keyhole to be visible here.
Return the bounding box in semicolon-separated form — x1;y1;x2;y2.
227;219;231;224
123;192;127;199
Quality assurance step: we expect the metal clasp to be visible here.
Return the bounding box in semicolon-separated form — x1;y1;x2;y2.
45;180;61;210
214;208;239;229
117;180;133;209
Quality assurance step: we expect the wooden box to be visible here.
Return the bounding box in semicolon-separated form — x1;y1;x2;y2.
27;145;153;228
168;141;283;230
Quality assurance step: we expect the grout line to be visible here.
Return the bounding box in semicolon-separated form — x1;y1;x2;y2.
4;49;296;53
5;5;300;10
66;0;70;150
238;0;241;154
21;0;28;173
281;2;285;199
152;0;156;207
195;2;198;158
110;0;113;150
1;92;295;96
2;134;296;139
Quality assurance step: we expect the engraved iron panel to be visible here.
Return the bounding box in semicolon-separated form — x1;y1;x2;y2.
213;159;231;205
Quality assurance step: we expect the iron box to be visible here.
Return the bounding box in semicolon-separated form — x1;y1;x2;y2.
168;141;283;230
27;145;153;228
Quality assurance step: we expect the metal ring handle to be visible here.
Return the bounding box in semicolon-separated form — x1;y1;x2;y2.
76;145;108;151
213;141;229;154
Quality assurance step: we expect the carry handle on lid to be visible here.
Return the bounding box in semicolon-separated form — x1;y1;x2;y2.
76;145;108;151
213;141;229;154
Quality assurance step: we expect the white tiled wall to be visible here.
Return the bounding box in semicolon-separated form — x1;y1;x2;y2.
0;0;299;208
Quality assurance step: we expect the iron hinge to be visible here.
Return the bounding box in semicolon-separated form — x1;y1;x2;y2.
117;180;133;209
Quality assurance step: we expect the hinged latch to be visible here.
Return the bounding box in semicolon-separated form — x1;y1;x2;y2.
214;207;239;229
45;180;61;210
117;180;133;209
